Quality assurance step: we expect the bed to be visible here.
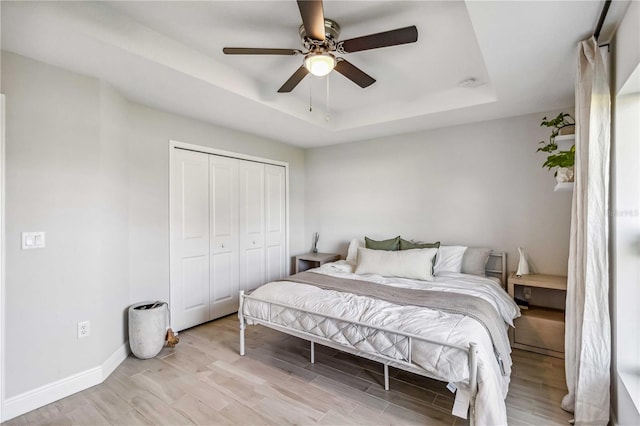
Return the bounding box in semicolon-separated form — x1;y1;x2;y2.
238;240;519;426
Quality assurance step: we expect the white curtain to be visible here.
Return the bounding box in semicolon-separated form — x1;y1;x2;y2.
561;37;611;425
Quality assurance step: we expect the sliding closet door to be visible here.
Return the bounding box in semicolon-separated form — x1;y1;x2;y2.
265;164;286;282
239;161;266;292
171;149;210;331
209;155;239;318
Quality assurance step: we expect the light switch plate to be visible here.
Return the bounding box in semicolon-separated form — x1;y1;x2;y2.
22;232;46;250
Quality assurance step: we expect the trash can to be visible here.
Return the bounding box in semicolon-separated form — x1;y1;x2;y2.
128;301;168;359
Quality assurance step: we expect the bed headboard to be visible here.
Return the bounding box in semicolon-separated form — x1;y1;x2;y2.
486;251;507;289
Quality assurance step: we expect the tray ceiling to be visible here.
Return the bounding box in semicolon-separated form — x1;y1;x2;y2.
1;1;607;147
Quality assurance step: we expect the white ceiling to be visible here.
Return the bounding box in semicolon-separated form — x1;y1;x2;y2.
0;1;619;147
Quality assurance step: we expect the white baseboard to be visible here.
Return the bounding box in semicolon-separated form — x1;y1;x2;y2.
101;341;129;380
1;341;129;422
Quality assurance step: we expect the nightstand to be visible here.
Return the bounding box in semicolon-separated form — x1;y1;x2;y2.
508;272;567;358
295;252;341;273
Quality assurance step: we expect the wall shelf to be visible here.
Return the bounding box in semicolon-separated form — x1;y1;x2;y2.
554;182;574;192
555;134;575;151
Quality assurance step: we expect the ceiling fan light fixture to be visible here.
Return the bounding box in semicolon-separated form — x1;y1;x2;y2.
304;53;336;77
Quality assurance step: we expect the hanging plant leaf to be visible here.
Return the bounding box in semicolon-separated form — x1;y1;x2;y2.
537;113;575;171
541;146;575;170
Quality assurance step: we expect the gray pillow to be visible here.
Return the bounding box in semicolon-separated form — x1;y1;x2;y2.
365;236;400;251
461;247;492;276
399;239;440;250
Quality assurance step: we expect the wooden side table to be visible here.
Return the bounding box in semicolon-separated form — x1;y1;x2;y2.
295;252;341;273
508;272;567;358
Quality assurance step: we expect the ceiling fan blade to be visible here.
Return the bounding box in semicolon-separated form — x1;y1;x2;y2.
223;48;300;55
334;60;375;88
340;26;418;53
278;66;310;93
297;0;325;41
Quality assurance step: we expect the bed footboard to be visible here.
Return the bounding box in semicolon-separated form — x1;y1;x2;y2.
238;290;479;426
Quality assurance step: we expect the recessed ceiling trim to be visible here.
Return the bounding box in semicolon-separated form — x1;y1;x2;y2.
1;0;605;147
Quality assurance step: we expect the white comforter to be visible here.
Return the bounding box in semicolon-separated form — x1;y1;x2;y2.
243;261;520;425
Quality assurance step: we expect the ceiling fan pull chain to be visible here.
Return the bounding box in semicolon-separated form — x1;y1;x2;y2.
326;75;331;122
309;79;313;112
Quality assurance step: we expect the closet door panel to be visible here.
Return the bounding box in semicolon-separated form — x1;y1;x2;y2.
239;161;265;292
265;165;286;282
170;149;210;331
245;249;266;290
183;257;209;309
211;252;234;307
266;246;283;282
182;166;209;239
210;156;239;318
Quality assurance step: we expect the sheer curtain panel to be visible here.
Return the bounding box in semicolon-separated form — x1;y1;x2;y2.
561;37;611;425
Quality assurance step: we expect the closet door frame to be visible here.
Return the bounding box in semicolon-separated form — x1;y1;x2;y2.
168;140;290;327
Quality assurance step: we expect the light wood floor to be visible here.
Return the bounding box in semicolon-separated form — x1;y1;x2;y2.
3;315;572;426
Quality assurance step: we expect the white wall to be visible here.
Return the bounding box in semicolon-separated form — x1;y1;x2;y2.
125;101;306;304
2;51;115;396
98;81;131;355
304;111;573;275
612;93;640;425
610;1;640;423
613;1;640;96
0;51;305;403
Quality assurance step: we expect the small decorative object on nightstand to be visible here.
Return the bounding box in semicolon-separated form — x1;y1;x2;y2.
508;272;567;358
295;252;340;274
516;247;530;277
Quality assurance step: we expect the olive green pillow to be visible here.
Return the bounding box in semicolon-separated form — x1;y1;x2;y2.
364;236;400;251
399;239;441;250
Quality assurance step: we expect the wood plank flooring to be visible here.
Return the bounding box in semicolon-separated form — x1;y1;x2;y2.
3;315;572;425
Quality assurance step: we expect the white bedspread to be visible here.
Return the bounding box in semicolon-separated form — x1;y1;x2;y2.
243;261;520;425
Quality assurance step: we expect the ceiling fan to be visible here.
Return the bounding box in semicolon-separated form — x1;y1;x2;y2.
223;0;418;93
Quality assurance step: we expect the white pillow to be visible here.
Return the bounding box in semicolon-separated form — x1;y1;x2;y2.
346;238;365;265
434;245;468;274
355;247;437;281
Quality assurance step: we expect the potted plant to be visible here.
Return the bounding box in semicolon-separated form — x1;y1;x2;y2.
537;113;576;182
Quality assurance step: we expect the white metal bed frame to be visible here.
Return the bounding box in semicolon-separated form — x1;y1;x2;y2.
238;251;507;426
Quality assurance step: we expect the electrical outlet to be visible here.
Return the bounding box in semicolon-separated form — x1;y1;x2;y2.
78;321;90;339
523;287;532;301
